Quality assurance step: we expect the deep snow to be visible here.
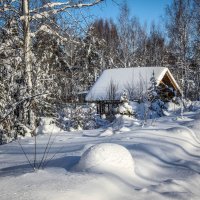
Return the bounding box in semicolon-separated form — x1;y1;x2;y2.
75;143;135;179
0;111;200;200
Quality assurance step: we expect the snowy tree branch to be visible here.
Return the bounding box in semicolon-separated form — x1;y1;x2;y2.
0;93;49;123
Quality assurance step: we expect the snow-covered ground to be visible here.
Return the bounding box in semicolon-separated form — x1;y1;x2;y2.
1;111;200;200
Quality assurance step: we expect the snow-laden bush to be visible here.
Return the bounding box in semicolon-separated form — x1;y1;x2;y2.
59;103;98;131
75;143;135;178
0;121;31;144
132;100;165;120
0;133;13;144
36;117;61;135
118;91;134;117
190;101;200;111
13;122;32;138
150;99;165;117
134;98;200;120
165;98;199;114
165;101;181;113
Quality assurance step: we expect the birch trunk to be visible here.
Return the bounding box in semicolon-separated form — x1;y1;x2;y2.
22;0;34;128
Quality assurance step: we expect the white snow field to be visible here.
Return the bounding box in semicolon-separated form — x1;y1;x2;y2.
1;111;200;200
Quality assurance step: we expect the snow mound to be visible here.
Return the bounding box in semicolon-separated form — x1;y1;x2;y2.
165;101;181;112
99;127;113;137
119;126;130;132
75;143;135;178
173;116;193;122
111;115;140;133
36;117;62;135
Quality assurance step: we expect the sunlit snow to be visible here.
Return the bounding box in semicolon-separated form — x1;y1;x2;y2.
0;111;200;200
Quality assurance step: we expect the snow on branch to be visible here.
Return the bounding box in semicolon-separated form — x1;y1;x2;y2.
43;2;71;8
0;93;49;124
36;25;79;44
0;2;20;15
30;0;103;19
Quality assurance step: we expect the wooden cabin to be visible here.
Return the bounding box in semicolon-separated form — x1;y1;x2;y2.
85;67;181;115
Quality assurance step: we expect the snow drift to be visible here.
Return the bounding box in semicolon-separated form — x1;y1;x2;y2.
75;143;135;178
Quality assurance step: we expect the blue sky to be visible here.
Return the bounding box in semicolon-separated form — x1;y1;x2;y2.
90;0;172;28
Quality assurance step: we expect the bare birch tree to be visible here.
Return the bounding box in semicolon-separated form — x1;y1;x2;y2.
0;0;104;132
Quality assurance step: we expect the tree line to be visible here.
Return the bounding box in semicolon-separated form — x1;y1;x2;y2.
0;0;199;134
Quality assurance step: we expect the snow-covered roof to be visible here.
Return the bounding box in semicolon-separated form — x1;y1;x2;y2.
86;67;180;101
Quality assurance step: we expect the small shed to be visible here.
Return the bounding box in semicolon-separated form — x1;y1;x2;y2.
85;67;181;115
